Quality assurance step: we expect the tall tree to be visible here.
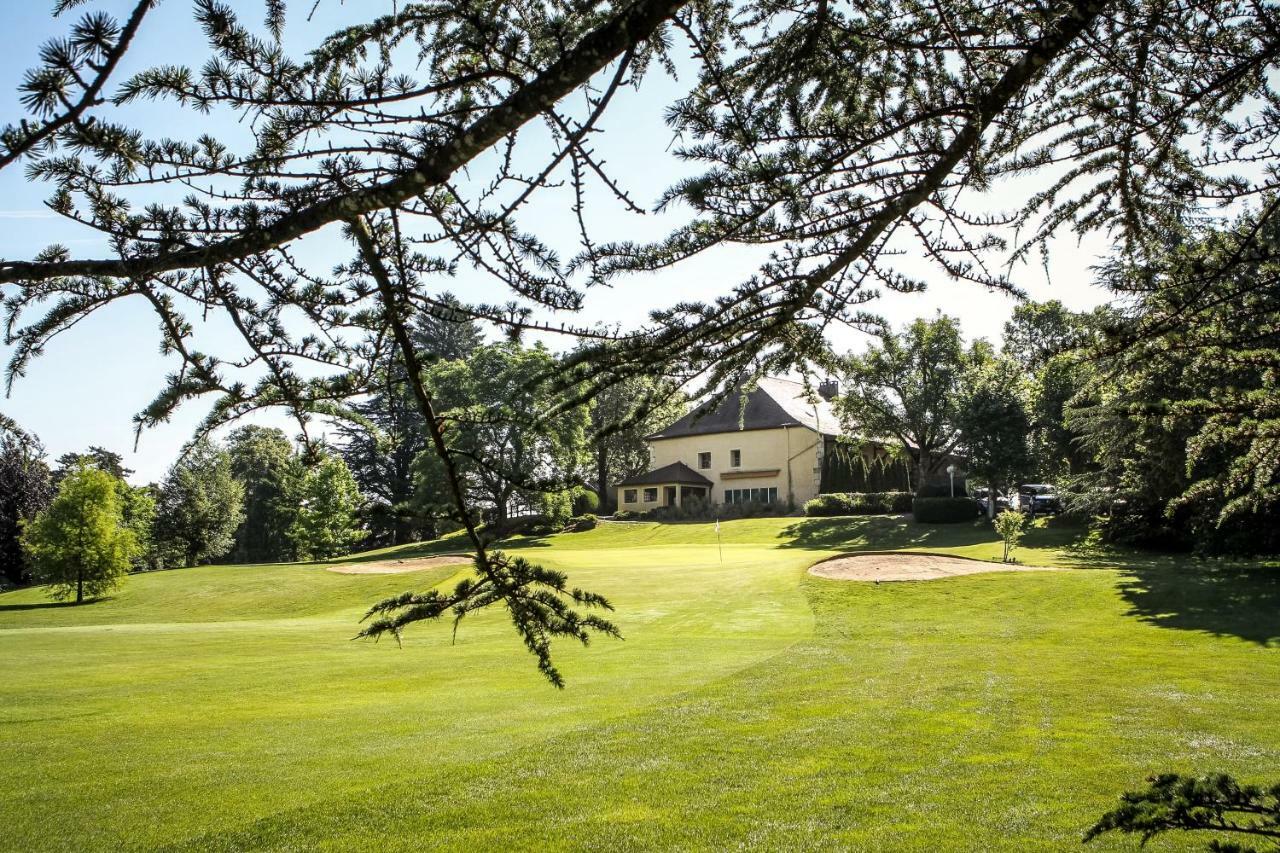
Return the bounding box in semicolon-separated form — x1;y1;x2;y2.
588;375;686;512
837;317;976;492
1067;209;1280;554
338;296;484;547
226;426;301;564
0;419;54;586
957;357;1035;516
21;465;137;603
154;442;245;568
423;342;591;526
289;454;365;561
53;446;132;483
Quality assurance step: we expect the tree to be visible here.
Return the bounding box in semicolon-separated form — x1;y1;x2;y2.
1065;209;1280;554
154;442;245;568
118;483;158;572
7;0;1280;679
838;317;976;493
957;357;1034;516
588;375;686;512
422;342;592;526
21;465;137;603
226;426;301;564
338;297;484;547
53;446;132;483
1002;301;1087;371
289;455;365;561
0;419;54;586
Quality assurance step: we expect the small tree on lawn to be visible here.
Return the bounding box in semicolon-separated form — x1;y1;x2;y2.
21;465;137;603
993;510;1025;564
289;455;364;561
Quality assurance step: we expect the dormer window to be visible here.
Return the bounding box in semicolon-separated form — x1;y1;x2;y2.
730;449;741;468
697;451;711;470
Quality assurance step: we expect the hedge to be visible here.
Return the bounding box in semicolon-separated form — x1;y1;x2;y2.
911;496;979;523
804;492;914;517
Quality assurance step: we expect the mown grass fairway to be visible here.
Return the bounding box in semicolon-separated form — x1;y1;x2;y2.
2;517;1278;851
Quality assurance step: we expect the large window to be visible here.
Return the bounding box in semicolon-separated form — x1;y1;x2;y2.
623;489;637;504
643;487;658;502
724;487;778;505
730;448;741;468
697;451;711;470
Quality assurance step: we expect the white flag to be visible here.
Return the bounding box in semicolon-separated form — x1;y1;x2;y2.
715;519;720;534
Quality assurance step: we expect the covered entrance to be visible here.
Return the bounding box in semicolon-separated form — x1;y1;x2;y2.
616;462;715;512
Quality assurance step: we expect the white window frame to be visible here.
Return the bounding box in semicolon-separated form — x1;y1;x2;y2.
643;487;658;502
730;448;742;468
697;451;712;470
623;489;637;504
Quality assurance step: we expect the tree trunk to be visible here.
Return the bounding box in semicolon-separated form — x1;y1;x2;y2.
596;441;611;514
76;568;83;604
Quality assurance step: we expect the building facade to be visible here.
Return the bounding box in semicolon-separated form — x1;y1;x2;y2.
616;377;911;511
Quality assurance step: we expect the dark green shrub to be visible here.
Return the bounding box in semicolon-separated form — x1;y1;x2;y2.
611;509;651;521
564;514;598;533
915;480;969;498
912;496;979;523
571;488;600;516
804;491;913;517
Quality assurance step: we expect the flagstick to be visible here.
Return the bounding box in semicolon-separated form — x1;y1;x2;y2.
715;517;723;564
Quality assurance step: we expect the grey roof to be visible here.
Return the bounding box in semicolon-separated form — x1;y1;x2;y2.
647;376;845;440
616;461;714;488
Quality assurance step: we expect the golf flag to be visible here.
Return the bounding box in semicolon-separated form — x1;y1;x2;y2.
715;518;720;534
715;518;723;564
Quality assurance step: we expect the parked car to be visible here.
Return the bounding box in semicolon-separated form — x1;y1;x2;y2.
1018;484;1061;514
971;488;1011;515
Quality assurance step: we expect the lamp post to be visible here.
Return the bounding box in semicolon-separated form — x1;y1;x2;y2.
946;464;957;498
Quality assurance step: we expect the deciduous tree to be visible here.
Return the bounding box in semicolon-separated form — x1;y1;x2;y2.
21;465;137;603
226;426;301;563
837;317;976;492
154;441;245;567
289;454;365;561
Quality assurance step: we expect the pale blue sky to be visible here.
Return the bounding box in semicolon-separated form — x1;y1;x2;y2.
0;1;1116;482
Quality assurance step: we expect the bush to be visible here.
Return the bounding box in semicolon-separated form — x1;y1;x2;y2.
653;495;790;521
912;496;979;523
804;491;914;517
571;488;600;516
563;514;598;533
611;509;651;521
915;480;969;498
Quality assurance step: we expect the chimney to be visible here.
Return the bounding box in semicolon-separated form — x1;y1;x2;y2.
818;378;839;401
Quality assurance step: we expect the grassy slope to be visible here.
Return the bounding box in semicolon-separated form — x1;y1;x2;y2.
1;517;1278;851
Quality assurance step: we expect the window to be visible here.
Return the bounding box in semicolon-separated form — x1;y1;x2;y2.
643;487;658;502
623;489;637;504
697;451;711;470
724;487;778;505
730;449;741;468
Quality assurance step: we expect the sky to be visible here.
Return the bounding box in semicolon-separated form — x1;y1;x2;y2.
0;0;1118;483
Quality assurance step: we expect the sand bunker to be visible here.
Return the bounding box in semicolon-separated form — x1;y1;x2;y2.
809;552;1057;582
325;555;473;575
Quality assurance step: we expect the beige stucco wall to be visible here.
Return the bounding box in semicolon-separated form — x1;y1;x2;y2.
647;426;823;508
616;483;669;512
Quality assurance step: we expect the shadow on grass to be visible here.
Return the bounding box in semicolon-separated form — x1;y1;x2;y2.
0;600;78;613
778;514;1007;551
1066;547;1280;646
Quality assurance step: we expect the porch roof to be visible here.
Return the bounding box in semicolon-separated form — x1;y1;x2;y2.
616;461;714;488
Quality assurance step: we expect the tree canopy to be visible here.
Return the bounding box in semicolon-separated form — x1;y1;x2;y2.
21;464;137;603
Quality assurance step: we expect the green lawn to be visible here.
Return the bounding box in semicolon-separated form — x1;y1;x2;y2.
1;517;1277;851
